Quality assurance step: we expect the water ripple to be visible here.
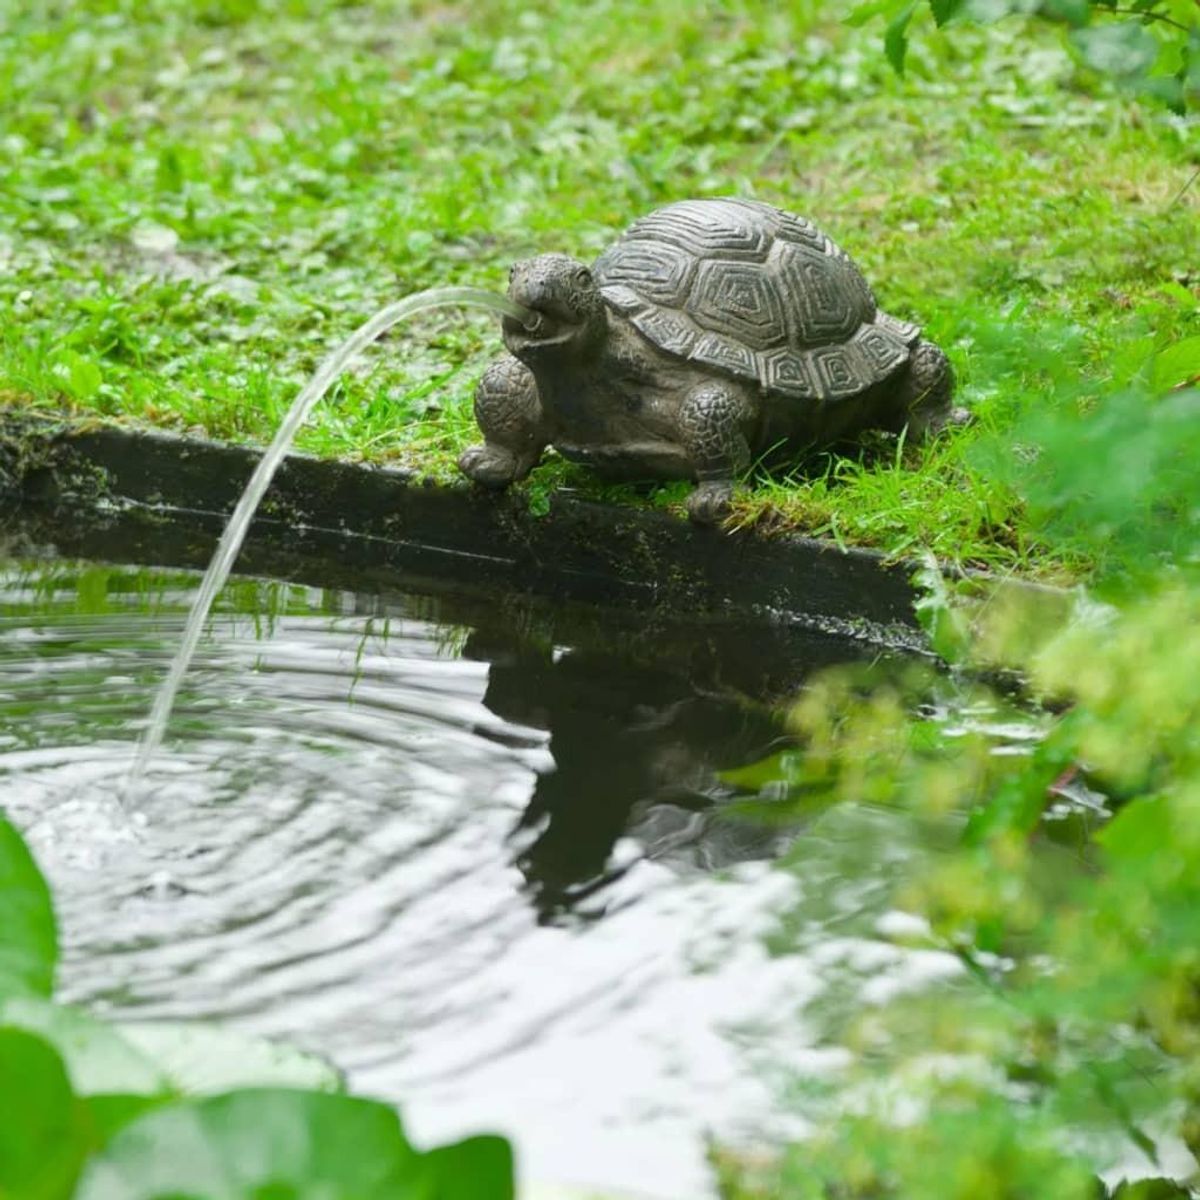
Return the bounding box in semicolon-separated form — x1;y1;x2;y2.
1;561;835;1197
3;552;1062;1197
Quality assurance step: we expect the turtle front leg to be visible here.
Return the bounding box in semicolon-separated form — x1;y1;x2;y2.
679;382;752;525
888;339;968;439
458;354;548;488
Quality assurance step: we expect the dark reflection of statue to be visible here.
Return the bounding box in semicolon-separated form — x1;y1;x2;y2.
464;624;869;923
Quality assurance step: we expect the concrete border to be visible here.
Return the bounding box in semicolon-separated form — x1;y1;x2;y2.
1;412;927;642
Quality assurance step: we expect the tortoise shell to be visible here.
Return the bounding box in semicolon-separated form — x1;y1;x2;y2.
593;198;920;402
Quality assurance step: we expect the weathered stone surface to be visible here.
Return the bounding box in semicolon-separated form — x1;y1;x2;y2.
0;413;928;644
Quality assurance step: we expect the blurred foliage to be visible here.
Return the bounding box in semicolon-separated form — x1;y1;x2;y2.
0;812;515;1199
719;334;1200;1196
853;0;1200;112
971;312;1200;593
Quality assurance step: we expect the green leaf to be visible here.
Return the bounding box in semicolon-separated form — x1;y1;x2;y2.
1071;20;1160;77
527;486;552;517
1158;280;1200;312
1167;0;1200;23
886;2;918;72
76;1089;427;1200
0;997;167;1096
155;145;185;194
1037;0;1092;24
49;350;105;402
929;0;966;26
85;1093;172;1147
0;1027;90;1200
1110;1177;1195;1200
68;355;103;402
0;815;57;999
422;1134;515;1200
114;1021;343;1095
719;750;799;791
1151;335;1200;391
845;0;907;27
1095;792;1171;864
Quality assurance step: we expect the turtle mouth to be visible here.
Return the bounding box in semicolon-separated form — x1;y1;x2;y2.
502;309;578;351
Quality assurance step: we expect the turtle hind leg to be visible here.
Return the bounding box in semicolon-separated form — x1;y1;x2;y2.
886;339;969;440
458;354;547;487
679;381;752;525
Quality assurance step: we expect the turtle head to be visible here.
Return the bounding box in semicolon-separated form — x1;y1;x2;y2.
502;254;606;362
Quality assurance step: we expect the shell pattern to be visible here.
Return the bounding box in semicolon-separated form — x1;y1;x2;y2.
594;198;920;403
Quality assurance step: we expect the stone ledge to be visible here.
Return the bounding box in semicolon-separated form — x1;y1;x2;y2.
0;412;940;645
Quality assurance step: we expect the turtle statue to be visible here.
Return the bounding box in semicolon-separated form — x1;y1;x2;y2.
458;198;958;523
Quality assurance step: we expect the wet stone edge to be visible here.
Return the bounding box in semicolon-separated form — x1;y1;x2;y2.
0;412;934;644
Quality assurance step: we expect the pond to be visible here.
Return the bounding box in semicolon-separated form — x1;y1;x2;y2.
0;520;1046;1198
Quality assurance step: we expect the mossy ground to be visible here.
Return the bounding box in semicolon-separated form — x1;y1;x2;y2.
2;0;1197;582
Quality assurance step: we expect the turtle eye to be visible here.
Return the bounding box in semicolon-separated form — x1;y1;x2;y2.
508;264;516;282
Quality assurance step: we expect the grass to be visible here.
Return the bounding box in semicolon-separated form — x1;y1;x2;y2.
1;0;1197;582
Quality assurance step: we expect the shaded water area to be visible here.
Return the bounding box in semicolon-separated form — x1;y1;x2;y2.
0;526;1055;1197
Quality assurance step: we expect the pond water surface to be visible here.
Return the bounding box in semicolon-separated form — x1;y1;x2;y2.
0;547;1037;1198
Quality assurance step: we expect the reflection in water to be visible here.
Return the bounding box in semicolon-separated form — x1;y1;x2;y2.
0;555;1007;1198
468;631;790;921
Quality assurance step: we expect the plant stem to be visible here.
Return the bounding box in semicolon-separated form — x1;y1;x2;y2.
1101;6;1194;33
1169;165;1200;209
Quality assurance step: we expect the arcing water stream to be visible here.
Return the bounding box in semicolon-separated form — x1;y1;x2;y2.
126;287;535;792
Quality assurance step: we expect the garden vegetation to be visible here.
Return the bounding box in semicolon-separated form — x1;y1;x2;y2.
1;1;1198;1197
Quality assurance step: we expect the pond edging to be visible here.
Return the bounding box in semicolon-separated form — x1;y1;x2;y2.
0;412;1035;646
